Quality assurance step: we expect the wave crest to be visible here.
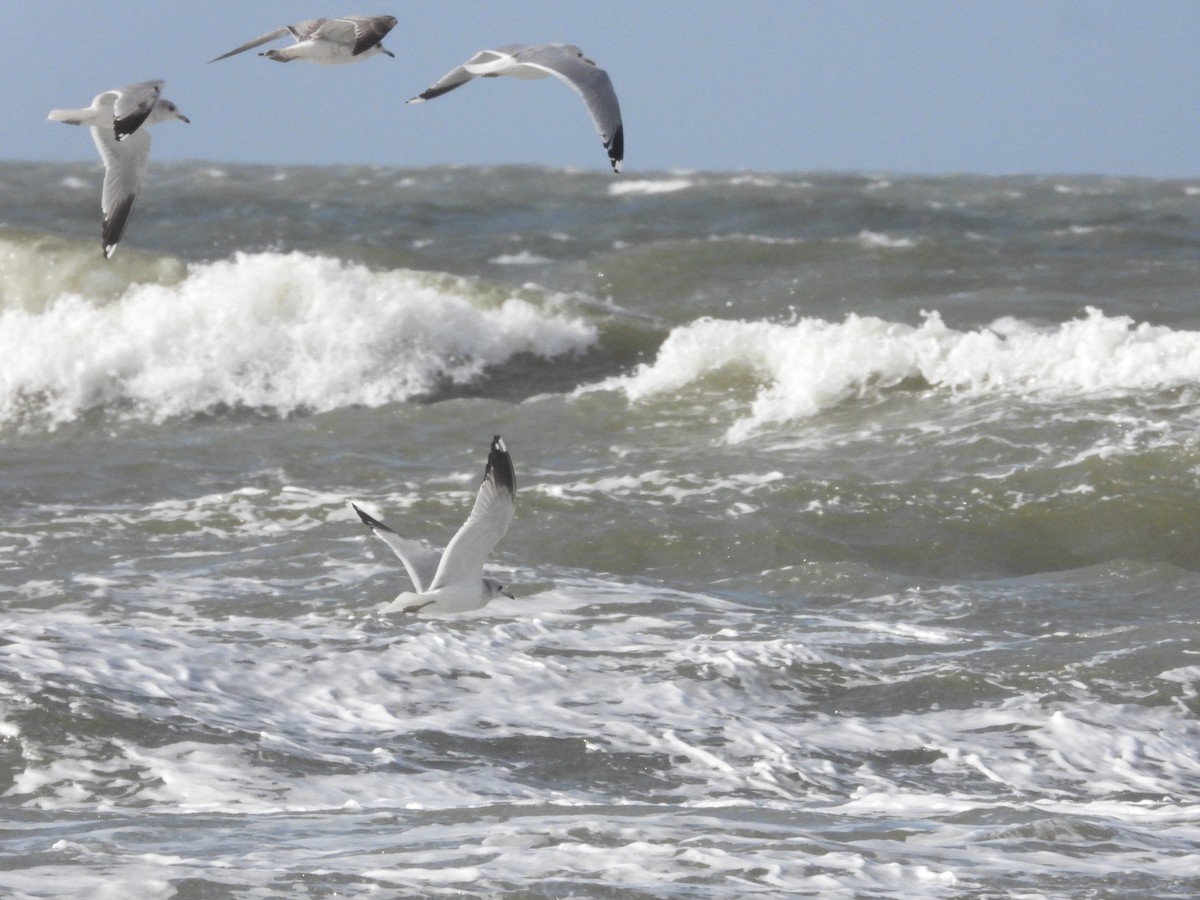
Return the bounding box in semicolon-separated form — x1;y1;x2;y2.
587;308;1200;441
0;251;596;430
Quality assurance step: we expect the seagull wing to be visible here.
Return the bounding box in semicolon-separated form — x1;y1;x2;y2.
351;503;442;593
91;124;150;259
461;45;528;76
407;47;524;103
111;81;164;140
319;15;397;55
429;436;516;590
208;24;305;62
285;18;331;41
519;46;624;172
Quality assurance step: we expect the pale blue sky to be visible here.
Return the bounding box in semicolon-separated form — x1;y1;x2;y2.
5;1;1197;176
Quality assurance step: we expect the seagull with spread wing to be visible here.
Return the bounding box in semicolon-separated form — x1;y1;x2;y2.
48;80;190;259
352;435;517;614
210;15;398;64
408;43;624;173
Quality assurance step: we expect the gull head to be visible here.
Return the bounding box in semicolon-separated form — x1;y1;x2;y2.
161;100;190;124
563;45;597;66
484;578;514;601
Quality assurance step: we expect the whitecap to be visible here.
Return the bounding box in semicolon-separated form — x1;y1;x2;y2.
0;251;596;430
855;230;919;250
489;251;552;265
607;179;693;197
581;308;1200;442
727;174;784;188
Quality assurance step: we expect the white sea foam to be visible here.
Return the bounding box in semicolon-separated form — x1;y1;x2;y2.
536;470;786;506
727;174;788;188
2;575;1197;894
488;250;552;265
585;308;1200;441
855;230;920;249
0;251;596;429
607;178;693;196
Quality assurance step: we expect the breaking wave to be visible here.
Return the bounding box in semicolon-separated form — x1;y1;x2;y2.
587;308;1200;441
0;248;596;430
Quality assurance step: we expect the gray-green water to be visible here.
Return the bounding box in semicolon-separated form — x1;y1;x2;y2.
2;163;1199;897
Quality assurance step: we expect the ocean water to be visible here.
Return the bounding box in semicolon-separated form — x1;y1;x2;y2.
2;161;1200;897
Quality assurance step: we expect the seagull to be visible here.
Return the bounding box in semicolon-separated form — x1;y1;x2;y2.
47;80;189;259
408;43;624;173
209;15;398;64
352;435;517;614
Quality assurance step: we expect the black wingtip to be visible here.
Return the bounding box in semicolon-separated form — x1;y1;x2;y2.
410;74;474;104
351;502;395;534
114;108;152;142
486;435;516;500
102;194;137;260
607;125;624;174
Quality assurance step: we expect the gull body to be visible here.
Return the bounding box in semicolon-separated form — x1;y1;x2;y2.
47;80;189;259
210;15;397;64
408;43;624;173
353;435;517;615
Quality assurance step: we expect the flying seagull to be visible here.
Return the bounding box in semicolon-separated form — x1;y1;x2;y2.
209;15;398;64
352;435;517;614
408;43;624;173
48;80;189;259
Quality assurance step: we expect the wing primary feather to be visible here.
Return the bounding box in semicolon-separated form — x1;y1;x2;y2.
114;107;152;141
428;435;516;591
351;502;442;592
607;124;624;172
208;25;294;62
102;194;136;259
348;15;397;55
486;435;516;501
352;502;394;535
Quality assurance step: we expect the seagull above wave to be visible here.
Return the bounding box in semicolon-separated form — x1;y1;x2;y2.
48;80;189;259
408;43;624;173
209;15;398;64
352;435;517;615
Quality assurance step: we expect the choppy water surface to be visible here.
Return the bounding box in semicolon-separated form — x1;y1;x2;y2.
2;163;1200;897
